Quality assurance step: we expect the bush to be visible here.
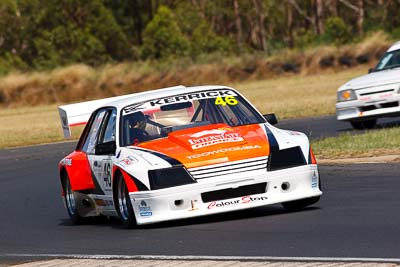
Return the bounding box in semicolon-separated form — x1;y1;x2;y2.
324;17;351;45
4;0;133;70
141;6;189;59
294;29;316;49
0;53;28;76
390;27;400;39
190;21;233;58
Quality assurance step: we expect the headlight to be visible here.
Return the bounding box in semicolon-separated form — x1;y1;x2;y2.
267;146;307;171
148;166;196;190
337;89;357;102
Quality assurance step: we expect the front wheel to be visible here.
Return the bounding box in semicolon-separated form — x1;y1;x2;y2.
350;119;376;129
114;173;137;228
282;196;320;211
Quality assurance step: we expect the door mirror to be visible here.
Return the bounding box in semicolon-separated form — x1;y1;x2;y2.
95;141;116;155
368;68;375;73
263;113;278;125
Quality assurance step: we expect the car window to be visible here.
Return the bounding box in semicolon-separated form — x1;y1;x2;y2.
100;109;117;144
120;89;265;146
376;49;400;71
82;109;107;154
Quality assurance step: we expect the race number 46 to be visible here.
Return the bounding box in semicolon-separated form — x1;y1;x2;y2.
215;96;238;106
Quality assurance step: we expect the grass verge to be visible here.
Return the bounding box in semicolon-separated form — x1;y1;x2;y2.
0;105;84;148
312;127;400;159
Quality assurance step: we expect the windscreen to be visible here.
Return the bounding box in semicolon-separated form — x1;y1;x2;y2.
375;49;400;71
120;89;264;146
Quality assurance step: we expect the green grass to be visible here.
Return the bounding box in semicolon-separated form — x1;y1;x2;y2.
312;127;400;159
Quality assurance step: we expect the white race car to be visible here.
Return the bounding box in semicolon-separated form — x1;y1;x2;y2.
336;41;400;129
58;85;322;227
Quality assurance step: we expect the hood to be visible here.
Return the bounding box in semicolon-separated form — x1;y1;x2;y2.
339;67;400;91
137;123;270;168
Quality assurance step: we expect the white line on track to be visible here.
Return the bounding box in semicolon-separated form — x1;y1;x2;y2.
2;254;400;263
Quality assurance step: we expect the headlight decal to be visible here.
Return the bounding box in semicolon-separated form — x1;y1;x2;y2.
148;166;196;190
267;146;307;171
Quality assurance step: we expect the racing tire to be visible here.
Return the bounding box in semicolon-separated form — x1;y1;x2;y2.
114;173;137;228
62;174;83;224
282;196;320;211
350;119;376;130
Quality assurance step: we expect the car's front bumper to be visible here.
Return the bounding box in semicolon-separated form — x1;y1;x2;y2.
129;164;321;225
336;93;400;121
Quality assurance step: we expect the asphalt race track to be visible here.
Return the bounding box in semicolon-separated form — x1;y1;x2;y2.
0;115;399;261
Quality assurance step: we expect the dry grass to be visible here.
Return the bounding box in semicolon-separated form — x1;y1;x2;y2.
234;66;367;119
0;105;84;148
0;66;369;149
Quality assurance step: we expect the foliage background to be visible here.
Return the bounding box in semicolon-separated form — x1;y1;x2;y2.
1;0;400;76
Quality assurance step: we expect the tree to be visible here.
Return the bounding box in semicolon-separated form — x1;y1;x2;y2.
338;0;364;36
233;0;244;52
252;0;267;51
141;5;189;59
315;0;324;35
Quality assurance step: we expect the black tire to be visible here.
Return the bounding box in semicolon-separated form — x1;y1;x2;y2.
282;196;320;211
62;174;83;224
350;119;376;130
114;173;137;228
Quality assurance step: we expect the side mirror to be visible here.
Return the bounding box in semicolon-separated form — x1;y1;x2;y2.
95;141;116;155
368;68;375;73
263;113;278;125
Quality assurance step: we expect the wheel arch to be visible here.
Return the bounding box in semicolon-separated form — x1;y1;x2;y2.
112;168;122;203
112;167;139;194
60;167;68;193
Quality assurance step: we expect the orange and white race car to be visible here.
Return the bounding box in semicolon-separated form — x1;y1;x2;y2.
58;85;322;227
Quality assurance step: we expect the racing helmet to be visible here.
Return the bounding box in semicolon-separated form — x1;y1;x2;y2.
128;111;146;130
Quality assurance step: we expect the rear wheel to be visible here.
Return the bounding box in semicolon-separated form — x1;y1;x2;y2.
114;174;136;228
282;196;320;211
63;175;83;224
350;119;376;129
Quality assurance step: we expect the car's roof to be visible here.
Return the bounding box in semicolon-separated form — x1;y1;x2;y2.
106;85;236;110
387;41;400;52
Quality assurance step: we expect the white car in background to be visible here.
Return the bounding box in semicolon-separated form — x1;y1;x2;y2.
336;41;400;129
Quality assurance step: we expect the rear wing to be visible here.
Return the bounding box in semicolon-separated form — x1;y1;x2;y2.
58;86;186;138
58;94;140;138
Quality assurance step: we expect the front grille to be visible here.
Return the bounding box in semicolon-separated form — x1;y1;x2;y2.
381;101;399;108
360;101;399;112
188;156;268;180
359;89;394;96
201;182;267;203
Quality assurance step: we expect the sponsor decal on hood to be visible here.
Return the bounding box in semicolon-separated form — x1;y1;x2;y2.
186;145;262;159
188;128;244;150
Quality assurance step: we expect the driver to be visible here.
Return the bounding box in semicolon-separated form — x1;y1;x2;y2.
128;111;149;144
